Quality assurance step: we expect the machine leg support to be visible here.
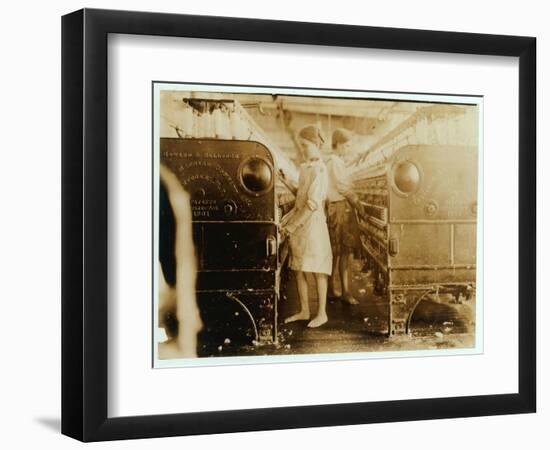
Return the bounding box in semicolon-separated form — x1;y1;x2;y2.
388;289;433;336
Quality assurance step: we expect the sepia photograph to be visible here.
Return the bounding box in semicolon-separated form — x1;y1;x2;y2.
153;83;482;367
51;3;537;445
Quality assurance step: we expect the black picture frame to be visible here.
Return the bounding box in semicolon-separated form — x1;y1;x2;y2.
61;8;536;442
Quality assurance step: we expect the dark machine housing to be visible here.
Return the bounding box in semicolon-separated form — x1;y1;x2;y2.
353;144;478;335
161;138;281;350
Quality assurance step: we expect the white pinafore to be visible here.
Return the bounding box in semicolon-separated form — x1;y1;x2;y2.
282;159;333;275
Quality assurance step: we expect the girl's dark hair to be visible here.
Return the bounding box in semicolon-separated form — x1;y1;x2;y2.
332;128;353;149
297;125;324;147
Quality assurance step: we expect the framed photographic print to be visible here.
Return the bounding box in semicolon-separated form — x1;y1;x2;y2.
61;8;536;442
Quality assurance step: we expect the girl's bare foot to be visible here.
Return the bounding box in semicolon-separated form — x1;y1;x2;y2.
328;280;341;298
285;311;310;323
307;314;328;328
342;293;359;305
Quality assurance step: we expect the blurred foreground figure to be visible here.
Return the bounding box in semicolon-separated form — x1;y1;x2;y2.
158;164;202;358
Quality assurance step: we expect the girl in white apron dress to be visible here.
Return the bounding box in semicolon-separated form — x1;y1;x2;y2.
280;125;332;328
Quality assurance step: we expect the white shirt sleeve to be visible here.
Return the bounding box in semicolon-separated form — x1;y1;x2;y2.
330;157;352;196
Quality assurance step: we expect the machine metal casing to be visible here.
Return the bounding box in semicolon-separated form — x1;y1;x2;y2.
160;138;280;348
353;144;478;335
